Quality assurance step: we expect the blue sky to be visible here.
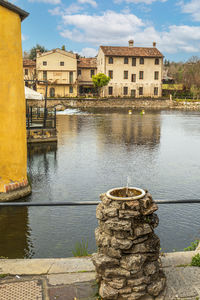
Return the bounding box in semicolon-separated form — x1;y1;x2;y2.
12;0;200;61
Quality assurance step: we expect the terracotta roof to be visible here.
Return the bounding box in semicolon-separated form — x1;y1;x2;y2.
100;46;163;58
78;58;97;69
0;0;29;21
23;59;36;67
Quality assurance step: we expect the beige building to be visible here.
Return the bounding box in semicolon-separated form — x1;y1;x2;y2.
97;40;164;98
36;48;77;97
23;59;36;89
77;58;97;96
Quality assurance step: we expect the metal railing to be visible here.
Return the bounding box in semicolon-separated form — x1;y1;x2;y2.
0;199;200;207
26;107;56;129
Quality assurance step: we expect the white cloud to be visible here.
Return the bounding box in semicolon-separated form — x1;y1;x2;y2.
78;0;97;7
28;0;61;4
58;10;200;55
181;0;200;21
114;0;167;4
79;47;98;57
61;11;144;44
49;4;83;15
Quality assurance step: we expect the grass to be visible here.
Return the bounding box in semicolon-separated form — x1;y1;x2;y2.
175;98;200;102
162;84;183;90
72;240;90;257
0;274;8;278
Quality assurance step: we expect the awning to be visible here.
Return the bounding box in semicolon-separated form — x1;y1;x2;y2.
25;86;44;100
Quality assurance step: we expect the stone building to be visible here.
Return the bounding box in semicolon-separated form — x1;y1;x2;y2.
23;59;36;89
0;0;31;200
36;48;77;97
97;40;164;98
77;58;97;96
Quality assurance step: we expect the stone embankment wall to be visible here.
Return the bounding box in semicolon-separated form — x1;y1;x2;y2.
92;191;166;300
27;98;200;110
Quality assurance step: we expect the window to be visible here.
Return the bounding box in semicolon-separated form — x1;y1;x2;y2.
124;57;128;64
69;86;73;93
50;87;55;97
124;71;128;79
25;69;28;75
140;57;144;64
60;61;64;66
43;61;47;66
108;57;113;64
132;57;136;66
155;58;159;65
69;71;73;84
139;71;144;80
108;70;113;79
139;87;143;96
123;87;128;95
131;89;136;97
91;70;95;78
43;71;47;80
154;71;159;80
108;86;113;95
78;69;81;76
131;74;136;82
154;87;158;96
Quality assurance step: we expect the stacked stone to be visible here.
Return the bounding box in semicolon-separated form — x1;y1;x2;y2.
92;190;166;300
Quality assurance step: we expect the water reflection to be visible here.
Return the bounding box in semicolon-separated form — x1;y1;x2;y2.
96;112;160;148
0;207;34;258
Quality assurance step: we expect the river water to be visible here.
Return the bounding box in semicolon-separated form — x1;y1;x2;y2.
1;108;200;258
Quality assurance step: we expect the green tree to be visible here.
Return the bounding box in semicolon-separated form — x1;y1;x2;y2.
61;45;66;51
29;44;48;60
92;73;110;96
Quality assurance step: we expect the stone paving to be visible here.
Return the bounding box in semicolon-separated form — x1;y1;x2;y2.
0;252;200;300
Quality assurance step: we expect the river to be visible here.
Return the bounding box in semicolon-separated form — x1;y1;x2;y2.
0;108;200;258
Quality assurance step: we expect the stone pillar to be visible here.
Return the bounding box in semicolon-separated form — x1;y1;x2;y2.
92;187;166;300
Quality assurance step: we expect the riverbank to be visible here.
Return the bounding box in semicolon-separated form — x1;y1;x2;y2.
27;98;200;111
0;251;200;299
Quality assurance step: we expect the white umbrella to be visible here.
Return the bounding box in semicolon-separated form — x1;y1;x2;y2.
25;86;44;100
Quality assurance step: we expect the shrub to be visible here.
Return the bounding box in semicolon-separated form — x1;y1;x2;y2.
191;254;200;267
184;240;199;251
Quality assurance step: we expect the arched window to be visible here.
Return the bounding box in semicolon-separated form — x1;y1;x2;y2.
50;87;55;97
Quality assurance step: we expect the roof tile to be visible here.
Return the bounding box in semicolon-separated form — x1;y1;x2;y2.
78;58;97;69
100;46;163;58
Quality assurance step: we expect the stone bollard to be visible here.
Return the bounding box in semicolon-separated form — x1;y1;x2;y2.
92;187;166;300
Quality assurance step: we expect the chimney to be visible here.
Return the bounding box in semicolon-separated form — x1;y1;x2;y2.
153;42;156;48
36;49;41;57
128;40;134;47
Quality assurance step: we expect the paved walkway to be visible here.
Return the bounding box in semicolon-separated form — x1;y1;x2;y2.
0;251;200;300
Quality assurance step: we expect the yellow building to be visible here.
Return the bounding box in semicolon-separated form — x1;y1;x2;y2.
0;0;31;200
97;40;164;98
36;49;77;97
77;58;97;96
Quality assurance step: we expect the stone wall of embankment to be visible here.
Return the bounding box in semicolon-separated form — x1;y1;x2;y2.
27;98;200;110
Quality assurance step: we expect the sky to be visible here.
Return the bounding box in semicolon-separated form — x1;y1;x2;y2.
11;0;200;61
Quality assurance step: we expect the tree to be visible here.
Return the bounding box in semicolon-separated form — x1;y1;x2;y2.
61;45;66;51
29;44;48;60
92;73;110;96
